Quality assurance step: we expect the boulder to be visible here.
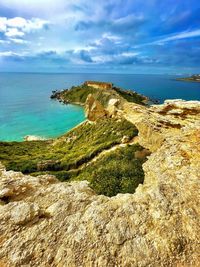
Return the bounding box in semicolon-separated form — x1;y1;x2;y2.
24;135;46;141
106;98;120;117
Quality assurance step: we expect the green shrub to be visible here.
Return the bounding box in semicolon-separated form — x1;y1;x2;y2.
74;144;147;196
113;87;146;105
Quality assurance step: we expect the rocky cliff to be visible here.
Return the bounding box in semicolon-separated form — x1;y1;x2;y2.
0;99;200;266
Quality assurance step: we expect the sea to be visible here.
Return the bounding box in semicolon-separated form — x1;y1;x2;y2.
0;73;200;141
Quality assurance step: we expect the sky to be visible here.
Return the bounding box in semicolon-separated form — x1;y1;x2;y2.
0;0;200;74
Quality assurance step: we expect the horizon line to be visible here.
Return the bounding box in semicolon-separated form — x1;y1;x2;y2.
0;71;186;76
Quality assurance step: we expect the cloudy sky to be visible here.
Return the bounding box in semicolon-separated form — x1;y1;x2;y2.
0;0;200;73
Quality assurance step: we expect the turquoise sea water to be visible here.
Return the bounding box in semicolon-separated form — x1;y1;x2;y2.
0;73;200;141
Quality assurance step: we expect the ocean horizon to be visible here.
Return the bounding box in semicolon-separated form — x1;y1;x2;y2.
0;72;200;142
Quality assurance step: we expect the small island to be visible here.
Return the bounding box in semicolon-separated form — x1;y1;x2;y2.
176;74;200;82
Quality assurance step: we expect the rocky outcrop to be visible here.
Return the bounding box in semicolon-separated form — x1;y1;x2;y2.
24;135;46;141
123;99;200;151
0;99;200;267
85;94;108;121
85;95;122;121
106;98;120;117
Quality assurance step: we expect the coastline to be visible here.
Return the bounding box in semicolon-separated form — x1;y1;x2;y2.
176;78;200;83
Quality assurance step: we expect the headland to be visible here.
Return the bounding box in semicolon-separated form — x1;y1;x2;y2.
176;74;200;82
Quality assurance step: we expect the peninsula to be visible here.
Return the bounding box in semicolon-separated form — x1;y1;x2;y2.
0;81;199;267
176;74;200;82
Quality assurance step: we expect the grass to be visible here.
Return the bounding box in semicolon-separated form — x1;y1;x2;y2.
113;87;146;105
74;144;147;196
0;118;138;174
52;83;147;107
0;117;147;196
30;143;148;197
58;85;100;104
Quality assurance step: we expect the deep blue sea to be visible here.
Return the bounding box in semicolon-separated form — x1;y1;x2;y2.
0;73;200;141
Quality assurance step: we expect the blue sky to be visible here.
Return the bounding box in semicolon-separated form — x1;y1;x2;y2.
0;0;200;74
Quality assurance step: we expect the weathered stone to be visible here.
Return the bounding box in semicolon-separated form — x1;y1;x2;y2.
106;98;120;116
10;202;40;225
24;135;46;141
85;94;107;121
123;99;200;151
121;135;130;144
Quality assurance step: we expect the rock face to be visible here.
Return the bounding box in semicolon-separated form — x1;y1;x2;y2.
123;99;200;152
85;94;108;121
0;100;200;267
106;98;120;117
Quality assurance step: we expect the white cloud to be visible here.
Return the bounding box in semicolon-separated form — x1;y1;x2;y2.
0;51;28;57
5;28;25;37
121;52;140;57
102;33;122;42
23;18;49;33
0;51;19;57
134;29;200;49
157;29;200;43
10;38;29;44
0;39;10;44
0;16;49;39
6;17;27;28
0;17;7;32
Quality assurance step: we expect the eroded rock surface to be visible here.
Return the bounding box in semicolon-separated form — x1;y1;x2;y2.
85;94;108;121
123;99;200;151
0;100;200;267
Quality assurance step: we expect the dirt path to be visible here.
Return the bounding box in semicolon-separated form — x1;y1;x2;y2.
74;137;138;171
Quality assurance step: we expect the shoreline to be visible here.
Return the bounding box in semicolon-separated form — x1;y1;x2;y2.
176;78;200;83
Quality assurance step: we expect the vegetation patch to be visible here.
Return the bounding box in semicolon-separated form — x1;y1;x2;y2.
51;83;147;107
0;118;138;174
74;144;147;196
113;86;146;105
0;117;147;196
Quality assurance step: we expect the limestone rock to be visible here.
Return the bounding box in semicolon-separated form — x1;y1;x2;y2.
10;202;40;225
24;135;46;141
106;98;120;116
85;94;107;121
123;99;200;151
121;135;130;144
